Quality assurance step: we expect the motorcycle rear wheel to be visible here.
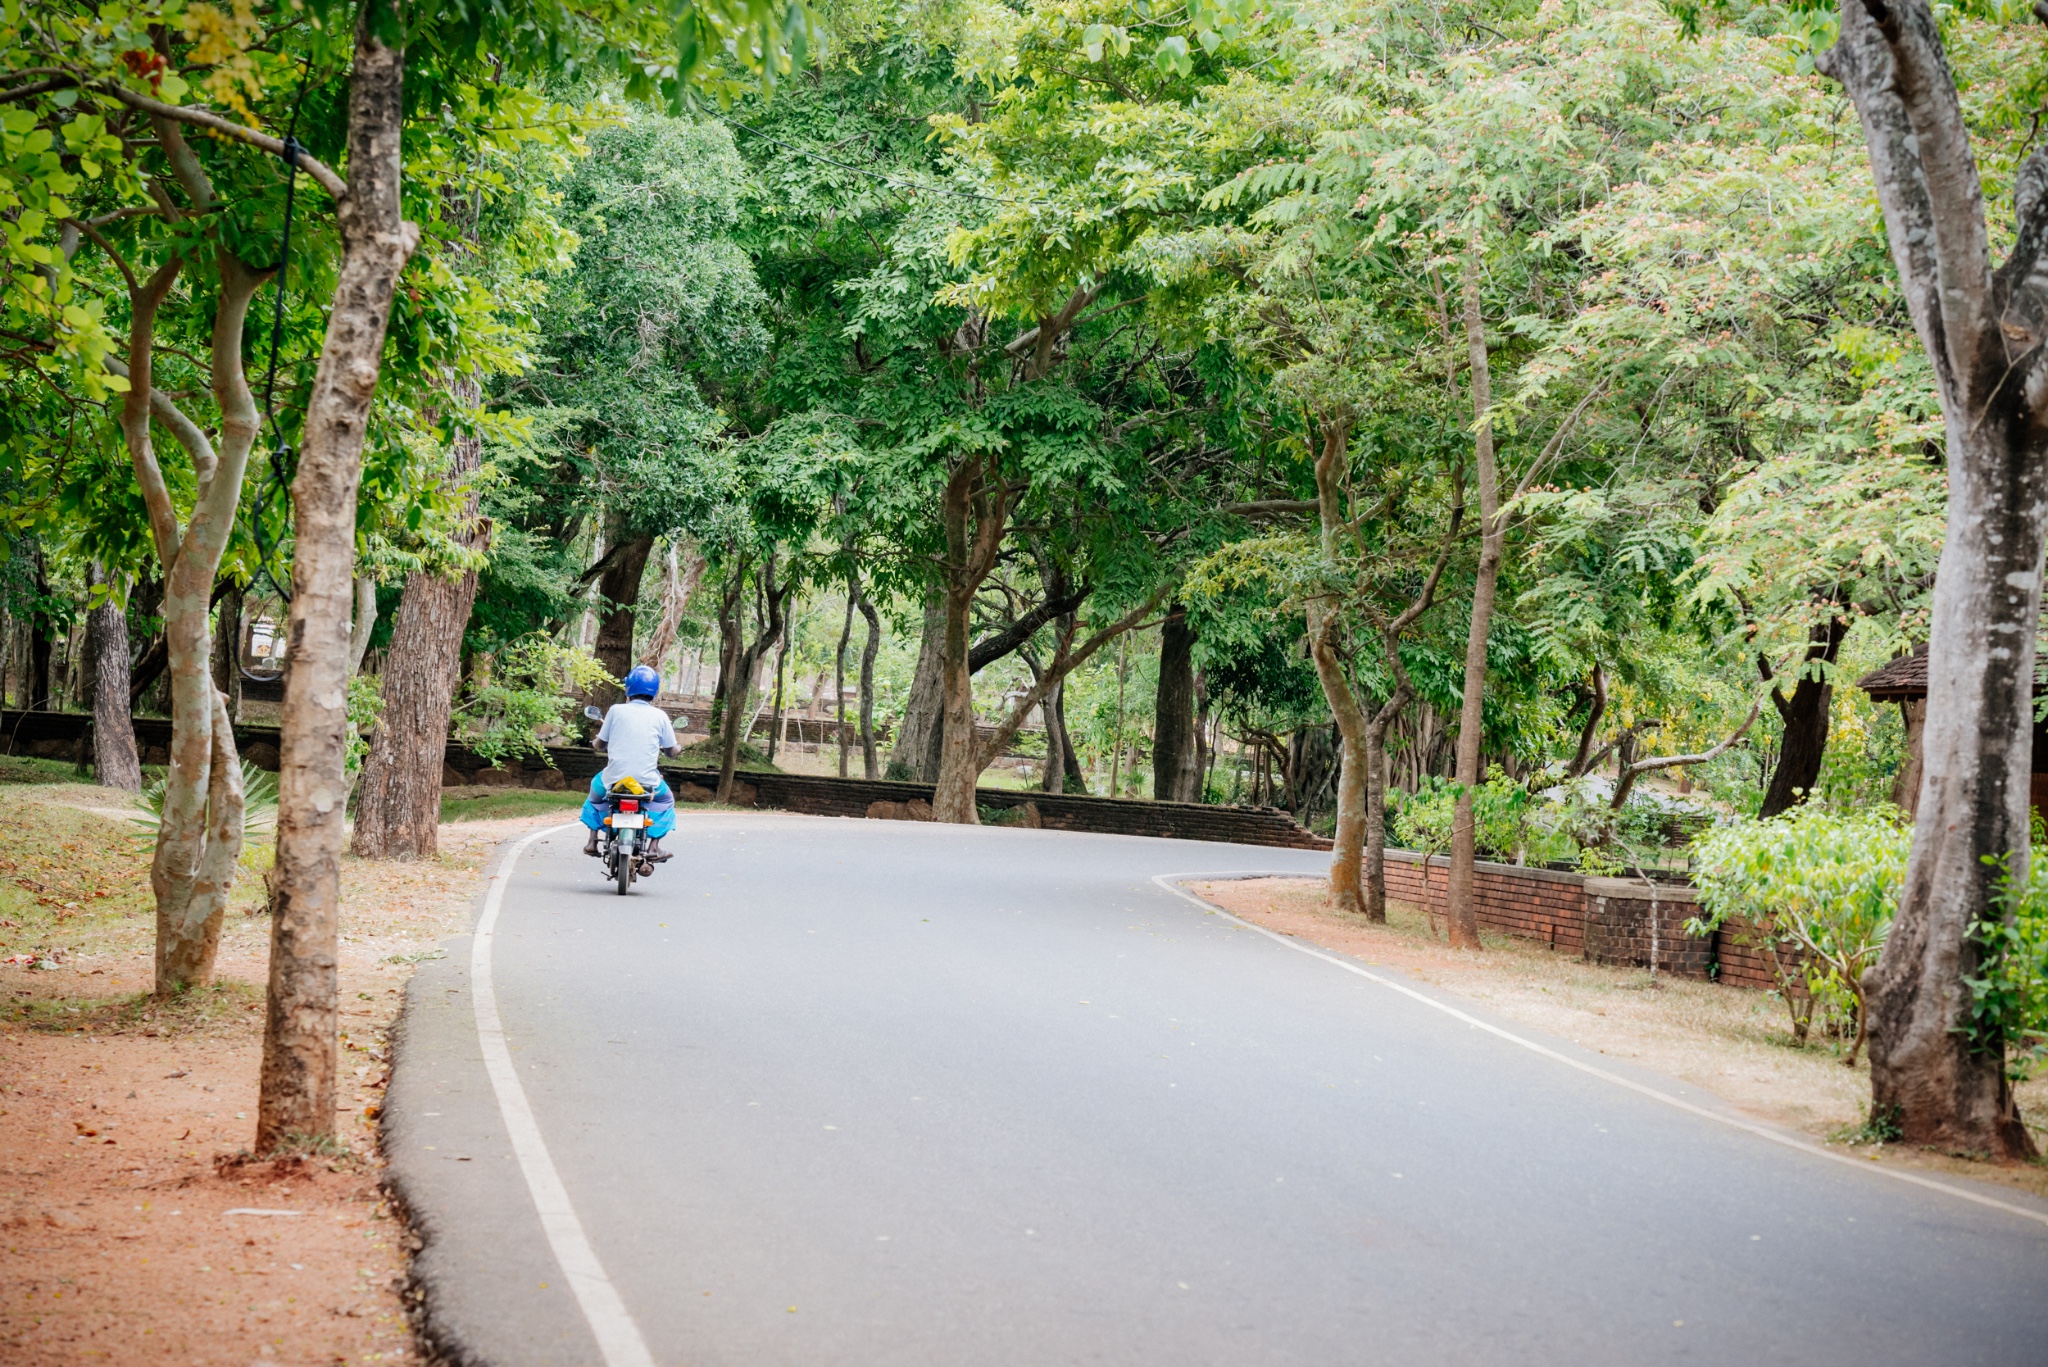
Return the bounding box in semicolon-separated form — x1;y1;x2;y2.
615;843;633;895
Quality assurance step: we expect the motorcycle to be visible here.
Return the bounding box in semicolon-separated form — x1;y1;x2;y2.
595;776;653;895
584;705;655;896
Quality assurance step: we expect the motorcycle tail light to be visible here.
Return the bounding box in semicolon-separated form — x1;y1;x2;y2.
619;800;640;813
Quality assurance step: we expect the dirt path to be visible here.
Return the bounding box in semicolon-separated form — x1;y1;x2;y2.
1;774;575;1366
1190;877;2048;1199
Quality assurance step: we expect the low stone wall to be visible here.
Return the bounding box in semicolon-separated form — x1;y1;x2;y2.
1378;849;1786;989
6;710;1327;851
659;768;1332;850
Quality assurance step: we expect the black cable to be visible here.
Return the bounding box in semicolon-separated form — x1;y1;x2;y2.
249;59;315;605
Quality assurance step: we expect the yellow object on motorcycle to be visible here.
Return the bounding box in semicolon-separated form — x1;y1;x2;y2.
612;775;646;795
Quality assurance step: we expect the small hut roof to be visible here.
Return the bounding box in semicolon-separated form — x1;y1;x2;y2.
1857;649;1927;701
1856;645;2048;701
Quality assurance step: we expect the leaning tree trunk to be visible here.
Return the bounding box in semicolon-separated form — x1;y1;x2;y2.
352;376;488;861
1153;605;1200;802
1759;612;1849;818
1445;243;1499;953
262;1;417;1154
1819;0;2045;1157
90;573;142;791
1302;419;1372;916
1308;604;1369;917
592;526;655;696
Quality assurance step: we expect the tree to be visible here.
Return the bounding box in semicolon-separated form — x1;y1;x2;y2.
1814;0;2046;1158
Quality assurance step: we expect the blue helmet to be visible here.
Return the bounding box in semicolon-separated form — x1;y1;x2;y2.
624;664;661;700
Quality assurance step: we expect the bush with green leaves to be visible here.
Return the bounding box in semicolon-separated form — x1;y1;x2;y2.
1971;837;2048;1082
1688;804;1909;1061
453;637;613;767
1391;770;1581;869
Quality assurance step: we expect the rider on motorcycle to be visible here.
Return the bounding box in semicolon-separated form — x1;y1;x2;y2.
582;664;682;861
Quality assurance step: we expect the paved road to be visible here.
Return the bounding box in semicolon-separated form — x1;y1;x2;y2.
387;813;2048;1367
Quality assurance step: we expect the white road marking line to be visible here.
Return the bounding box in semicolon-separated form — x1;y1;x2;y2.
1155;871;2048;1233
473;824;657;1367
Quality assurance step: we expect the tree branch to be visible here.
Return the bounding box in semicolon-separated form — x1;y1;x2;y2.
95;83;346;200
968;582;1094;675
1221;498;1319;518
1608;699;1762;809
974;583;1175;770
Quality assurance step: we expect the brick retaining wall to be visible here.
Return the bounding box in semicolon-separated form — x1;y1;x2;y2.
1376;849;1788;990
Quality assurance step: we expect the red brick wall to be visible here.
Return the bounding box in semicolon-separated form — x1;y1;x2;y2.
1376;852;1794;990
1382;853;1591;955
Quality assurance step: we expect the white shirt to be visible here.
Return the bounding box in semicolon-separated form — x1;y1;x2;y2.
597;700;678;789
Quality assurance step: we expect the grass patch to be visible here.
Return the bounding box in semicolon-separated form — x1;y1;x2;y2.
0;753;87;785
0;789;158;962
439;787;585;823
2;978;265;1036
671;738;780;773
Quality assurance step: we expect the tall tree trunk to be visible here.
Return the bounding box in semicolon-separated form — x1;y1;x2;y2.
717;556;788;803
262;2;417;1154
710;557;746;745
1819;0;2043;1157
591;525;655;697
766;640;787;763
1362;712;1393;923
1057;682;1086;793
836;572;855;777
638;541;704;671
211;581;243;721
90;571;142;791
1445;245;1499;952
856;590;881;779
1309;604;1369;917
888;592;947;781
1153;604;1199;802
347;576;378;674
28;549;52;709
351;379;487;861
1041;678;1068;795
1759;612;1849;818
1893;698;1926;817
932;457;1009;823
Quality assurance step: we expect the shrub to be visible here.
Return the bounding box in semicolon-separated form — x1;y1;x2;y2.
1688;804;1909;1061
1970;839;2048;1081
454;636;612;766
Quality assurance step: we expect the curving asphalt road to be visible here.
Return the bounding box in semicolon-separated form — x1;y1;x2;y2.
386;812;2048;1367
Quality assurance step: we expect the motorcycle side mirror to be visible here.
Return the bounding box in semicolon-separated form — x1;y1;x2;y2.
583;705;604;722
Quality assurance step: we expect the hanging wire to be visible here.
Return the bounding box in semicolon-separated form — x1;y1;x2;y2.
247;59;315;605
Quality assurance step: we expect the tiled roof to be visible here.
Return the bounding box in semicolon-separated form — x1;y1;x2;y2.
1856;645;2048;699
1856;649;1926;700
